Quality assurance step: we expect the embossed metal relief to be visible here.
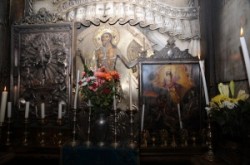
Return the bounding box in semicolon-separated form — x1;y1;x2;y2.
11;23;74;113
20;7;63;24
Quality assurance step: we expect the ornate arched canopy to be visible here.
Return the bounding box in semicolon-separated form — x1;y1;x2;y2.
25;0;200;41
23;0;200;57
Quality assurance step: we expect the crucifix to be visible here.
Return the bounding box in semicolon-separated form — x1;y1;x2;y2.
99;4;111;17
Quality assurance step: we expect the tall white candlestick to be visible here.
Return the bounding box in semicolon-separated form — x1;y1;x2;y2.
25;101;30;119
7;102;12;118
14;49;18;67
41;103;45;119
240;27;250;88
74;70;80;109
0;87;8;123
58;101;62;119
88;100;92;107
129;73;132;110
141;104;145;132
198;55;209;105
177;103;183;129
14;85;17;105
205;107;211;116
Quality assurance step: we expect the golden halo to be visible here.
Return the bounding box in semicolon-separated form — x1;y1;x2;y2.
94;25;120;47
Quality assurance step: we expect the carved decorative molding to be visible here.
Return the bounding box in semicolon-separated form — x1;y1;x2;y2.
151;37;197;60
25;0;200;40
20;7;64;24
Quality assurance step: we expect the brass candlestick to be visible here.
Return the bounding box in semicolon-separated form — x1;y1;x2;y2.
170;135;177;148
71;108;79;147
23;118;29;146
140;129;150;148
84;102;92;147
111;108;120;148
0;122;3;145
54;118;63;146
203;107;216;162
126;105;138;149
38;118;46;146
5;117;12;146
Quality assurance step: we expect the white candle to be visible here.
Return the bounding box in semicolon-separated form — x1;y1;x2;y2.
177;103;183;129
0;87;8;123
129;73;132;110
240;27;250;88
205;107;211;116
58;101;62;119
88;100;92;107
25;101;30;119
14;49;18;67
41;103;45;119
74;70;80;109
141;104;145;132
7;102;12;118
198;54;209;105
14;85;17;105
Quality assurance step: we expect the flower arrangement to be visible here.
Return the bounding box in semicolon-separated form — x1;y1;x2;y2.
78;64;120;113
209;81;250;138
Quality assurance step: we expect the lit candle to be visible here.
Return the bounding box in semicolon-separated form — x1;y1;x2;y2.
74;70;80;109
25;101;30;119
41;103;45;119
198;54;209;105
7;102;12;118
129;73;132;110
0;87;8;123
177;103;183;129
141;104;145;132
58;101;62;119
240;27;250;88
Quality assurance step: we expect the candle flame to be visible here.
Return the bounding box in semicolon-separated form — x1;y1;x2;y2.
4;86;6;91
198;53;201;60
240;27;244;37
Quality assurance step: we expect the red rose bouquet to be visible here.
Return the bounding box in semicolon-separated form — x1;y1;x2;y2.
78;65;120;112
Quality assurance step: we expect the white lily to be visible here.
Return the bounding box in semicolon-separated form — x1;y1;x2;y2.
211;81;249;110
237;90;249;101
229;80;235;97
218;83;229;97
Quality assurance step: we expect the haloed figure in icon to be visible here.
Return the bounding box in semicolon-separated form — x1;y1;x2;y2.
95;32;138;71
163;70;182;104
95;32;119;71
94;31;139;110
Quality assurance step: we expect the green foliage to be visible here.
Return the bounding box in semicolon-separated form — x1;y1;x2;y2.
211;100;250;138
78;65;120;114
